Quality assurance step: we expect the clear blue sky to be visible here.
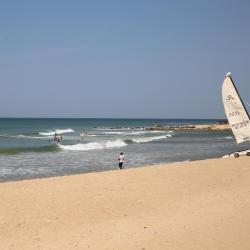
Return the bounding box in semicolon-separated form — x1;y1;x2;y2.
0;0;250;118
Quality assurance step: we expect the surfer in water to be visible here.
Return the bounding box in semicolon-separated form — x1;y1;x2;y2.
53;132;62;143
80;130;87;140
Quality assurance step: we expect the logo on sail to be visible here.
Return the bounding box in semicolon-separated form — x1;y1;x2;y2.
228;111;240;117
225;95;235;101
231;120;249;130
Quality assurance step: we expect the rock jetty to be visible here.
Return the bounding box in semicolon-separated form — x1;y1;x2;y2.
146;123;230;132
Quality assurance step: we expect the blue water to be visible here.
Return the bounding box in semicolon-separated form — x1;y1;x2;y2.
0;118;248;182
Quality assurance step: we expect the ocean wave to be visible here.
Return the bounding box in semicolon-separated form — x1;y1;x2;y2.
0;134;50;139
12;135;50;139
39;128;75;136
58;139;127;151
130;130;173;135
103;131;125;135
103;130;170;136
95;127;137;131
131;135;172;143
216;136;233;140
128;131;147;135
103;131;147;135
0;145;59;155
124;139;134;144
146;131;168;134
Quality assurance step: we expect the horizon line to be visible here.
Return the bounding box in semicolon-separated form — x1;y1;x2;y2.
0;116;227;120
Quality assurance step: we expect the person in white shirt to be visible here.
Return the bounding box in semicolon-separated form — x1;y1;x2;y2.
118;152;125;169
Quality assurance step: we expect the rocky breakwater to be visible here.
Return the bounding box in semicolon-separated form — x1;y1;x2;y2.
146;123;231;132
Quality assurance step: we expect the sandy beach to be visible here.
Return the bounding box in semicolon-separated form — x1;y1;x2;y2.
1;157;250;250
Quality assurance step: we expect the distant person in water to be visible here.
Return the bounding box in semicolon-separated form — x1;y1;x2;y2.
53;132;61;143
49;132;60;143
80;130;87;140
118;152;125;169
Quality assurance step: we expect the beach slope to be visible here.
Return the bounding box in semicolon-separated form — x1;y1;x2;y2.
1;157;250;249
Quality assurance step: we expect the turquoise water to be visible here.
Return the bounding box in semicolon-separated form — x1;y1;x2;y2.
0;118;248;182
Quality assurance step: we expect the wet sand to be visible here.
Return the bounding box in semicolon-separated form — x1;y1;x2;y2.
1;157;250;249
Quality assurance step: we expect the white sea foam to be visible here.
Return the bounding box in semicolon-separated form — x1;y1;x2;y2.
103;130;170;136
129;131;167;135
39;128;75;136
129;131;147;135
217;136;233;140
104;131;125;135
104;131;146;135
96;127;131;131
58;139;127;151
132;135;172;143
146;131;164;134
224;136;233;139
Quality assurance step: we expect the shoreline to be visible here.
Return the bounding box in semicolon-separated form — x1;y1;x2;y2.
0;159;191;184
1;156;250;249
0;157;214;184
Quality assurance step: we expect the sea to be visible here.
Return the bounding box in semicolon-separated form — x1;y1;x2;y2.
0;118;248;182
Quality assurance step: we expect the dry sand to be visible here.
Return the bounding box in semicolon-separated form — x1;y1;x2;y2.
1;157;250;250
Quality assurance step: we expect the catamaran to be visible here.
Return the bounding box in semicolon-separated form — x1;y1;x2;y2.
222;72;250;158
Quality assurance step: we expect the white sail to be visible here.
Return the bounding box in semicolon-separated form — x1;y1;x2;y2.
222;73;250;143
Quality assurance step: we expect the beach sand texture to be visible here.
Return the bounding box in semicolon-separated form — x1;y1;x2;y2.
1;157;250;250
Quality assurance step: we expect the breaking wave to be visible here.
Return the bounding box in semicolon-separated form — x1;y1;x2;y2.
217;136;233;140
58;139;127;151
103;131;146;135
103;130;170;136
146;130;171;134
59;134;172;151
39;128;75;136
129;131;148;135
131;135;172;143
104;132;125;135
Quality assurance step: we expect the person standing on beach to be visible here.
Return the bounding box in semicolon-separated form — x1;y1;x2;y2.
118;152;125;169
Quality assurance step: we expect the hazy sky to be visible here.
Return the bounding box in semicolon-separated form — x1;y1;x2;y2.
0;0;250;118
